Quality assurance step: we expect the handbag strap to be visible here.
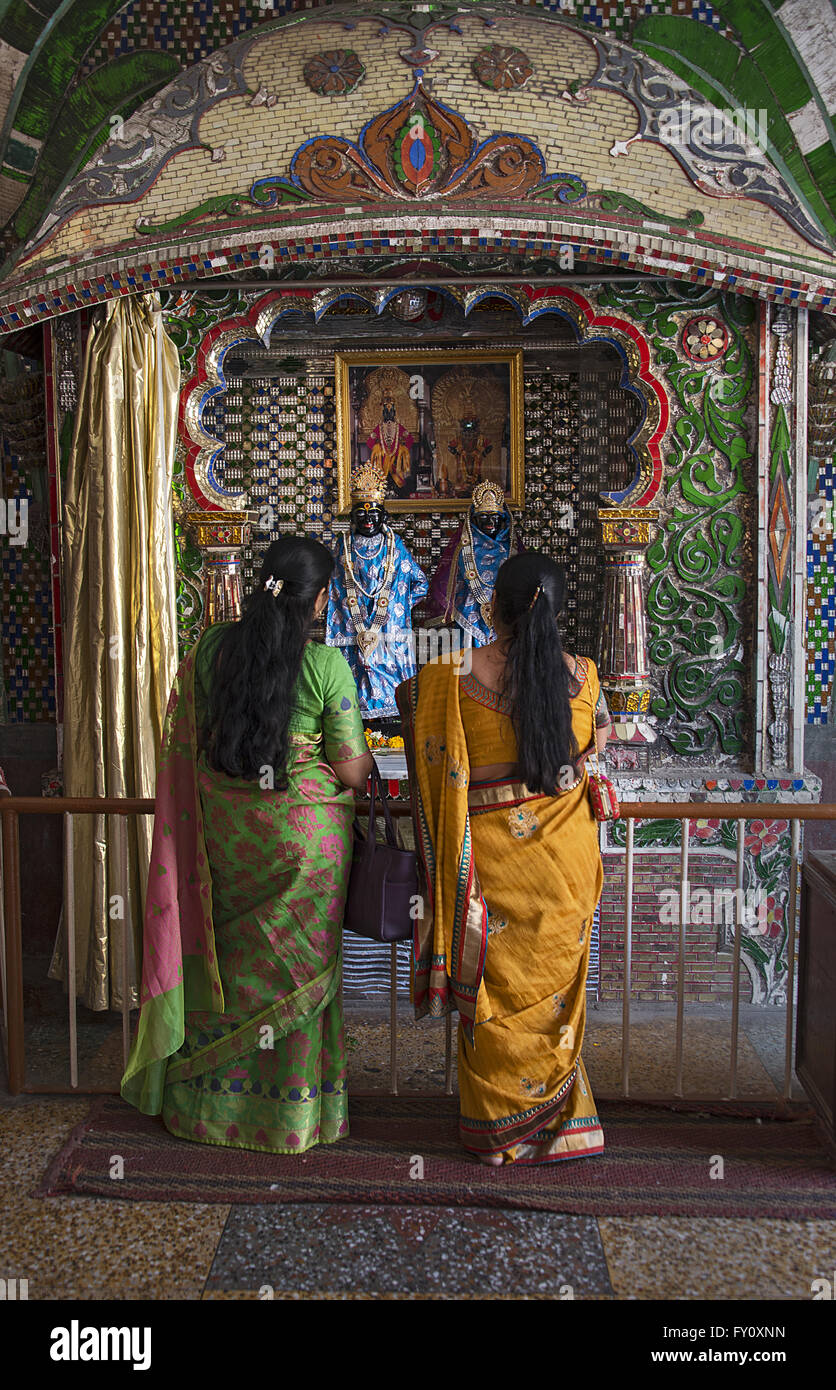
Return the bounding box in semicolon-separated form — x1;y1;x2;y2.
365;760;379;840
365;760;399;849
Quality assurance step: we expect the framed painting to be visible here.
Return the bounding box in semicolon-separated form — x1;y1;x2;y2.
335;348;524;513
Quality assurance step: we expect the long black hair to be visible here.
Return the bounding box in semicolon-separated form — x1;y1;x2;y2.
493;551;578;796
201;535;334;785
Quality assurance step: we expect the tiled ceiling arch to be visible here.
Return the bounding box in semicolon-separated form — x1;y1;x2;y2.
0;0;834;285
0;0;833;332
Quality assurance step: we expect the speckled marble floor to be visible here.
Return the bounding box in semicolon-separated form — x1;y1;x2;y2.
3;1000;834;1301
19;947;803;1101
343;998;802;1100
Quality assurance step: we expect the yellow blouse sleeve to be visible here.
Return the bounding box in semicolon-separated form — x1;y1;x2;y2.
588;659;612;730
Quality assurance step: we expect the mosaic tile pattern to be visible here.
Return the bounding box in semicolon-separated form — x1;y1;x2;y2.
76;0;727;83
5;227;834;342
806;458;835;724
79;0;297;76
7;7;835;333
0;375;55;722
223;372;337;588
213;356;644;660
522;367;641;657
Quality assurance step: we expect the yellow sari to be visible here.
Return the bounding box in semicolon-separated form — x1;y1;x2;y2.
396;656;607;1164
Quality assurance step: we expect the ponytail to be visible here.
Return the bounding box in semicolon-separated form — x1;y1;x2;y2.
202;536;334;786
494;553;578;796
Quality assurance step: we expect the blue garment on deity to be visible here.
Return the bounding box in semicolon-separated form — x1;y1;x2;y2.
326;529;428;719
446;513;517;648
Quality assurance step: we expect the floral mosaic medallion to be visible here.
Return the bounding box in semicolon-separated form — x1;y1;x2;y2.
303;49;365;97
682;315;729;362
472;44;533;90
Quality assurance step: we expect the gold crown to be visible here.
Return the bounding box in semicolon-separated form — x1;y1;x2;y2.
471;481;505;514
351;463;387;505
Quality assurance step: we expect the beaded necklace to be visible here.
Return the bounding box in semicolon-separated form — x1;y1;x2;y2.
342;527;397;662
460;510;515;632
346;532;386;595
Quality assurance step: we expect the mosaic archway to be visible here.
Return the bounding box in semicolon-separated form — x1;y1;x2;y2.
180;283;670;512
175;278;671;759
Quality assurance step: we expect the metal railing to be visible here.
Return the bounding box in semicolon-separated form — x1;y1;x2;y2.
1;796;834;1103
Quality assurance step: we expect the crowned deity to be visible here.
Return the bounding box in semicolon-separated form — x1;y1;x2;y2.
326;463;428;719
358;368;417;499
426;480;523;647
432;366;507;501
448;413;493;496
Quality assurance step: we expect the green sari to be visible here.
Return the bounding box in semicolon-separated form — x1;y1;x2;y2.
121;626;368;1154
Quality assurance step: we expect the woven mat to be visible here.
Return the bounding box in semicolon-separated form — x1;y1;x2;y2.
35;1095;836;1218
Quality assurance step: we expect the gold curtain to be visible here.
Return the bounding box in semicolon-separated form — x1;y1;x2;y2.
49;292;180;1009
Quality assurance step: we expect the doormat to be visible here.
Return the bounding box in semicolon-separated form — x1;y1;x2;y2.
35;1095;836;1219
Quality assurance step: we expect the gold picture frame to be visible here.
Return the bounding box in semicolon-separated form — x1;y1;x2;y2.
335;348;524;513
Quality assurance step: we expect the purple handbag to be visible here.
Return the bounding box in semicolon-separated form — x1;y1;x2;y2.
343;761;418;942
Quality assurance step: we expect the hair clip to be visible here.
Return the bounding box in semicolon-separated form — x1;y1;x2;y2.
527;583;543;611
264;577;284;597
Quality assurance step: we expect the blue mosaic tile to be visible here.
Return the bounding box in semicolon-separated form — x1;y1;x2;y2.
806;458;836;724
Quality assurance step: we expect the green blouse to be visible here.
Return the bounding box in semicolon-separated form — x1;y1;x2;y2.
289;639;368;761
194;624;367;765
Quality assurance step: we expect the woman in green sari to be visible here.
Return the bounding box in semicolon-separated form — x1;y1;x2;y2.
122;536;372;1153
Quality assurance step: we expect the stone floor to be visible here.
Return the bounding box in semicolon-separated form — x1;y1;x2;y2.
16;952;807;1100
343;998;806;1101
2;991;834;1301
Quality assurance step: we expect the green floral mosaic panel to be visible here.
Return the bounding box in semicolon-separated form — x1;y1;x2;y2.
599;282;757;761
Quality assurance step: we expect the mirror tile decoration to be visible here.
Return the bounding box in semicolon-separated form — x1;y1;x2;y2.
0;371;53;721
167;281;760;766
806;459;836;723
178;320;646;667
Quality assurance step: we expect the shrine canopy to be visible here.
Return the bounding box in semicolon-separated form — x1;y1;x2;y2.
0;1;835;332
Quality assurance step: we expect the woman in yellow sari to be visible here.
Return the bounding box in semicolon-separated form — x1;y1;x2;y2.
397;552;610;1165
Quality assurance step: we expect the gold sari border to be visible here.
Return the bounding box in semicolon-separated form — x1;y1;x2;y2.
459;1066;578;1153
467;775;583;813
511;1115;605;1164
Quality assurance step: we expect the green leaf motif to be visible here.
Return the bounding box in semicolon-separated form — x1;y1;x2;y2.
769;405;792;482
598;284;754;758
586;190;705;229
610;818;683;848
633;13;836;242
